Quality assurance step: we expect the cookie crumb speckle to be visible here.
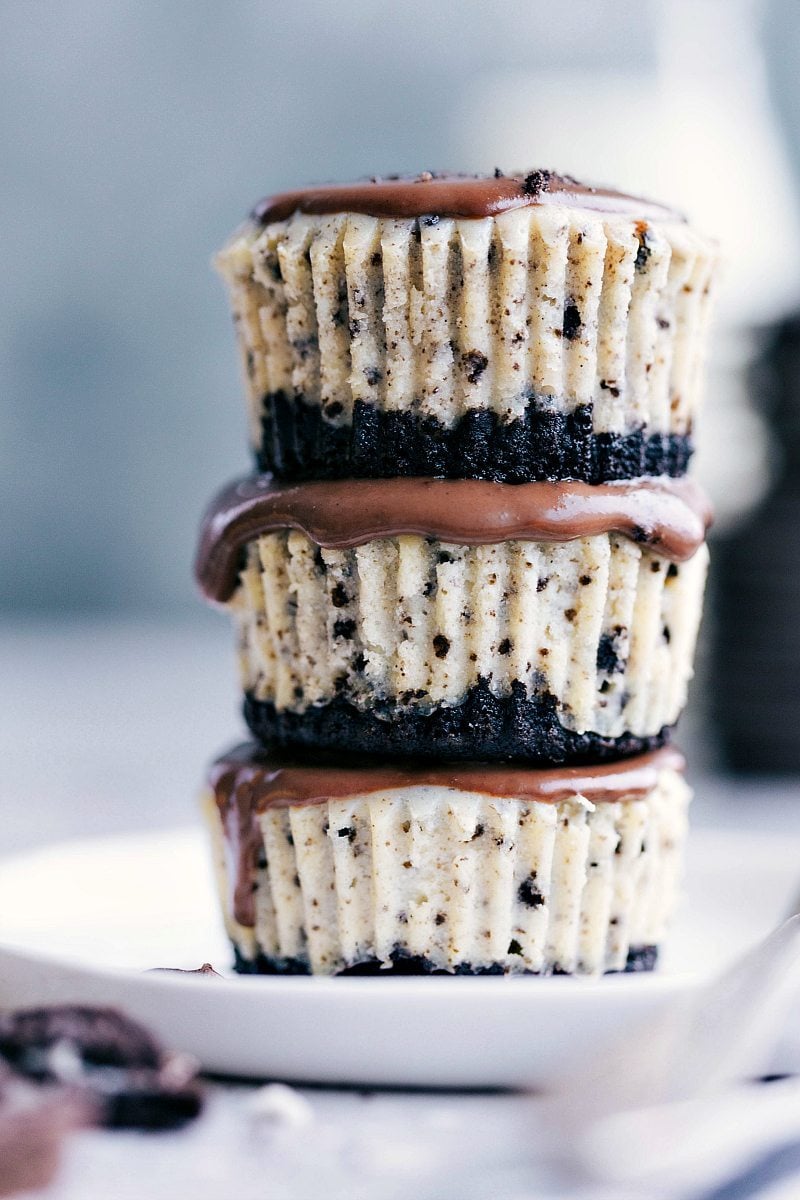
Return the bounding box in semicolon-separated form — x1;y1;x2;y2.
563;302;582;341
433;634;450;659
521;169;551;197
462;350;489;384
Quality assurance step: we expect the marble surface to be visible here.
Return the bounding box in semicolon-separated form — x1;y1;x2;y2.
31;1086;575;1200
3;616;800;1200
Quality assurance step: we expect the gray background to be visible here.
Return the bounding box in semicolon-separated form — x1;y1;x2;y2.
3;0;799;614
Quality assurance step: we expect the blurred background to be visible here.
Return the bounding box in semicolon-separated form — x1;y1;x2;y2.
3;0;800;849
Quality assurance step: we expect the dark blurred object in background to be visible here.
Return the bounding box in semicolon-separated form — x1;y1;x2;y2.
713;316;800;772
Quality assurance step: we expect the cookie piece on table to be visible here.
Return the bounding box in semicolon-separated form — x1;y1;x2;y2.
0;1006;203;1131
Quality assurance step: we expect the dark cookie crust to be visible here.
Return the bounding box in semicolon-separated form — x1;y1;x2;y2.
257;393;692;483
244;681;670;765
233;944;658;976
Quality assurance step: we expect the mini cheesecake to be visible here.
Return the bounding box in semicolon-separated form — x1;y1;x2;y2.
202;743;690;976
216;171;718;483
195;474;711;763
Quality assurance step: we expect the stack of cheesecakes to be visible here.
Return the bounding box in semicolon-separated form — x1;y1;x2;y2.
197;172;717;976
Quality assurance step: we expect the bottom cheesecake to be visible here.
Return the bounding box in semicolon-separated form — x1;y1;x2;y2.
202;745;690;977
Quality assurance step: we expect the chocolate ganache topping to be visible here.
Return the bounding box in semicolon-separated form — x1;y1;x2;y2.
195;475;713;604
210;744;685;927
251;170;682;225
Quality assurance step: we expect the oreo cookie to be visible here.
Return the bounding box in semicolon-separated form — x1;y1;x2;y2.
0;1006;203;1131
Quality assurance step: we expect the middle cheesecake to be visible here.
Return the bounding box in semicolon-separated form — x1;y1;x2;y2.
197;474;711;762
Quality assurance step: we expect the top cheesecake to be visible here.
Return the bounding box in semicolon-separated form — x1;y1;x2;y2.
216;171;718;484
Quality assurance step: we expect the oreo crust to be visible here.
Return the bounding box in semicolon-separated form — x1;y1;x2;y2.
257;392;692;483
233;944;659;976
244;680;670;765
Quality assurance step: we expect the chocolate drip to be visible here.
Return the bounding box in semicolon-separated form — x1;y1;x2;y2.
210;744;685;928
217;776;263;929
212;742;685;808
251;171;681;225
195;475;713;603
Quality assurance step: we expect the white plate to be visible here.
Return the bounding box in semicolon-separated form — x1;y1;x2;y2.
0;826;795;1088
